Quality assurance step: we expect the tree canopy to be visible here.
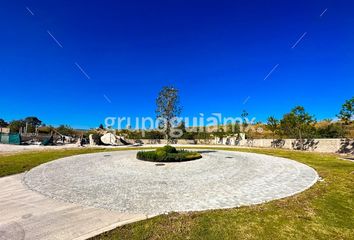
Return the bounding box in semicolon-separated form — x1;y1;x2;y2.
280;106;316;148
23;116;42;133
9;120;25;133
266;116;279;138
155;86;182;140
0;119;8;128
337;97;354;124
24;117;42;127
56;125;76;136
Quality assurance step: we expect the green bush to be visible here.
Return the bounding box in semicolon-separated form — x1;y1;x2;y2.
316;123;345;138
159;145;177;153
137;151;159;161
137;145;201;162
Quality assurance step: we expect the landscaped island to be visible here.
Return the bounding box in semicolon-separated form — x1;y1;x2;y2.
137;145;202;162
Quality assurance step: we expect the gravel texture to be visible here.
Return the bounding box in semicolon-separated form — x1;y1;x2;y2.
23;150;318;215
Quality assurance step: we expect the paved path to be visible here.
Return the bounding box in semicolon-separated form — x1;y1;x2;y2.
24;150;318;215
0;174;146;240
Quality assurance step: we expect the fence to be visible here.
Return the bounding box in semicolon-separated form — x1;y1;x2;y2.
0;133;21;145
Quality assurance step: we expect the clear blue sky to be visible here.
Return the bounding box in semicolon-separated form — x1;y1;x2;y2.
1;0;353;128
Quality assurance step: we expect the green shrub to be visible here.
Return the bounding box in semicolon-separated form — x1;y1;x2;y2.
137;151;159;161
316;123;345;138
156;148;168;159
159;145;177;153
137;145;201;162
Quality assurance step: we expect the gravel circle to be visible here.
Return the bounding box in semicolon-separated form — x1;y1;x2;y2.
23;150;318;215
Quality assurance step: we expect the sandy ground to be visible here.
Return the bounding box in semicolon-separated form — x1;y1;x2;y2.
0;143;85;154
0;143;173;154
0;143;134;155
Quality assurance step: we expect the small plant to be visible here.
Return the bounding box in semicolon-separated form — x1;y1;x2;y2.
137;145;202;162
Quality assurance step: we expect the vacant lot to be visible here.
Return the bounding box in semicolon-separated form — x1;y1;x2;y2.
0;147;353;239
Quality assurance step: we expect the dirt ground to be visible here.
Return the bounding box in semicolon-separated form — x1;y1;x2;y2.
0;143;132;155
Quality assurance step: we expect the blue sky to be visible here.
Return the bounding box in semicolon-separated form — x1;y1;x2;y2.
1;0;353;128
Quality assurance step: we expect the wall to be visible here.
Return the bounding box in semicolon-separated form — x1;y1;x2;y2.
131;138;354;154
213;137;354;153
137;138;214;145
0;127;10;134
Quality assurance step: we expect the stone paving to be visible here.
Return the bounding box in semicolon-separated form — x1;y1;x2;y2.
0;174;146;240
23;150;318;215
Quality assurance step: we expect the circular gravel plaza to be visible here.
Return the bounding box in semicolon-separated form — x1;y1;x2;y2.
23;150;318;215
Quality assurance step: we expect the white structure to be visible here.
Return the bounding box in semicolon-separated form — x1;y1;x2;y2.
100;133;117;145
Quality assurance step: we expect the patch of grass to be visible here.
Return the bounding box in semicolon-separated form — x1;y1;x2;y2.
91;148;354;240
